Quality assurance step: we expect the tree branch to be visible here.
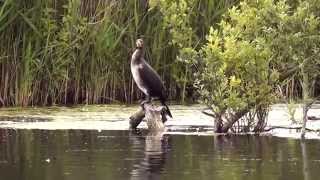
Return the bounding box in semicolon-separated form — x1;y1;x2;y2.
264;126;318;132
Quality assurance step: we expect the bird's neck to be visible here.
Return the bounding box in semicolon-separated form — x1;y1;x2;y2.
131;47;145;64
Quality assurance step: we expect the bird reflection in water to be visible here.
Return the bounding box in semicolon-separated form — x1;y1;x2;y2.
129;129;171;180
0;129;8;144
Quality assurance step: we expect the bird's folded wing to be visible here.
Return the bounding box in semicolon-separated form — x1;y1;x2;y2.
138;62;165;97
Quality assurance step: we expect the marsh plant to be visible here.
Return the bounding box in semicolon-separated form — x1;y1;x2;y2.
0;0;236;106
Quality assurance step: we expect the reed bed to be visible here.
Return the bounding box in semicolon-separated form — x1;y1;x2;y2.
0;0;236;106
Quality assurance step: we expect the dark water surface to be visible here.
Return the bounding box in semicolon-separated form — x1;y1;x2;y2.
0;129;320;180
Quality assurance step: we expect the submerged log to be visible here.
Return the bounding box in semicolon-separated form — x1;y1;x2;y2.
129;103;167;131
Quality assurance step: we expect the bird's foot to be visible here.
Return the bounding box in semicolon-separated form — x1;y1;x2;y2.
161;110;168;123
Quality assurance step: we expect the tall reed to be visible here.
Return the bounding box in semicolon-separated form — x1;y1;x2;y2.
0;0;236;106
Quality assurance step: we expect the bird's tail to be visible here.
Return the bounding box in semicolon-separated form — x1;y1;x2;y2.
161;101;173;118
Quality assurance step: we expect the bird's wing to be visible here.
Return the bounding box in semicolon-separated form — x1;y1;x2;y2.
139;60;166;98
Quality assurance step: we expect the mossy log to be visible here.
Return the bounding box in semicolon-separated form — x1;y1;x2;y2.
129;103;167;131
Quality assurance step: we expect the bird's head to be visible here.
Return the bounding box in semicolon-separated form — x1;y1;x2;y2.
136;39;144;49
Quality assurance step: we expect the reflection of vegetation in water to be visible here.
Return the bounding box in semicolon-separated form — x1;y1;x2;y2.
301;140;310;180
1;130;320;180
0;130;139;180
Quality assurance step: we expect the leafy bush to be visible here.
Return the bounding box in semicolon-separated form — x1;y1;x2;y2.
196;0;318;132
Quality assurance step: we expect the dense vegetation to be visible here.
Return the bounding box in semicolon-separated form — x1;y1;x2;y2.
0;0;319;133
0;0;236;106
196;0;320;133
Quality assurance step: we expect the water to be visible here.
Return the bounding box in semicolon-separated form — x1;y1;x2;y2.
0;105;214;130
0;129;320;180
0;105;320;180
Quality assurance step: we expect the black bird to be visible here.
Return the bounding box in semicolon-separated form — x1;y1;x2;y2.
131;38;173;118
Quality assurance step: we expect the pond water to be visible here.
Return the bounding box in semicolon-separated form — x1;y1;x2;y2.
0;105;320;180
0;129;320;180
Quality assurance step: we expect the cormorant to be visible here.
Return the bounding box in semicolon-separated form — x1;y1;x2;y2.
131;38;173;118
